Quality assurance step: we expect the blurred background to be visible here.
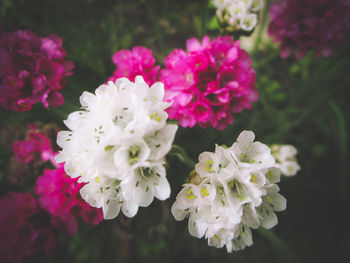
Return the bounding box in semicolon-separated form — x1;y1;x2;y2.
1;0;349;262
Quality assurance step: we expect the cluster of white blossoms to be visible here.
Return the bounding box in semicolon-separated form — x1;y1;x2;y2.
271;144;300;177
56;76;178;219
171;130;300;252
213;0;264;32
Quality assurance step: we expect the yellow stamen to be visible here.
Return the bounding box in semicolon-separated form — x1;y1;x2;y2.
201;187;209;197
186;189;196;200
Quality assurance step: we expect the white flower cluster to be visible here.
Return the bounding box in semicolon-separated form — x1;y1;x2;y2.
172;131;299;252
56;76;178;219
271;144;300;177
213;0;264;32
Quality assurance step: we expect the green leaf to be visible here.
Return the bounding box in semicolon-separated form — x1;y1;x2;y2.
169;145;196;168
207;16;219;30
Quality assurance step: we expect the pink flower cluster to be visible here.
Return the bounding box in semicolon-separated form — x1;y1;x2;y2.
35;164;103;235
268;0;350;59
12;124;55;164
109;46;159;85
160;36;258;129
0;124;103;261
0;192;56;263
12;125;103;233
0;30;74;111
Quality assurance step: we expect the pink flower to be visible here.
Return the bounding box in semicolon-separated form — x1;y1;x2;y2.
0;192;56;263
160;36;258;130
109;46;160;85
0;30;74;111
268;0;350;59
12;124;55;164
34;163;103;235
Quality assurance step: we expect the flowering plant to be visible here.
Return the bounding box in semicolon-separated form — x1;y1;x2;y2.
268;0;350;59
213;0;264;33
161;35;258;129
109;47;160;85
172;131;298;252
56;76;177;219
0;30;74;111
3;0;348;262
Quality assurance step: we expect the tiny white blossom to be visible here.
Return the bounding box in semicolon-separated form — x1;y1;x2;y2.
231;224;253;251
213;0;231;10
228;1;247;19
56;76;178;219
213;0;264;32
240;13;258;31
271;144;301;176
229;130;275;171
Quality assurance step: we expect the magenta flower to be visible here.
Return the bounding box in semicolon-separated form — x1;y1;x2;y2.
268;0;350;59
160;36;258;130
109;46;160;85
0;192;56;263
12;124;55;164
12;123;103;234
0;30;74;111
34;163;103;235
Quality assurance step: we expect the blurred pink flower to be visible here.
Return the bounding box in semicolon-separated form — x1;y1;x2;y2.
0;30;74;111
268;0;350;59
109;46;159;85
160;36;258;130
34;163;103;235
0;192;56;263
12;124;55;164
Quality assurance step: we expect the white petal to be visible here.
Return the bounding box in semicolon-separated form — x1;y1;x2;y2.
122;199;139;218
188;215;206;238
241;225;253;247
134;185;154;207
242;205;260;229
264;192;287;212
80;91;96;107
259;207;278;229
154;176;171;200
236;130;255;150
279;161;300;176
134;75;146;84
171;202;188;221
56;131;72;148
103;199;121;220
149;81;165;102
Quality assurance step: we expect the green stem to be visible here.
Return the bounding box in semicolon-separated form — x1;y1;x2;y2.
252;0;272;53
169;145;196;168
258;228;299;263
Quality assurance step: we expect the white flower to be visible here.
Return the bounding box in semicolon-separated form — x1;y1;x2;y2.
56;76;178;219
228;1;247;19
240;13;258;31
231;223;253;251
171;130;292;252
213;0;264;32
213;0;231;10
229;130;275;171
271;144;301;176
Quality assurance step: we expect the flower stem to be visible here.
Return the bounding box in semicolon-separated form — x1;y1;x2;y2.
258;228;298;263
169;145;196;168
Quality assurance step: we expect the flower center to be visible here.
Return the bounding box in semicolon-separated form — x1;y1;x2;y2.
128;146;141;165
